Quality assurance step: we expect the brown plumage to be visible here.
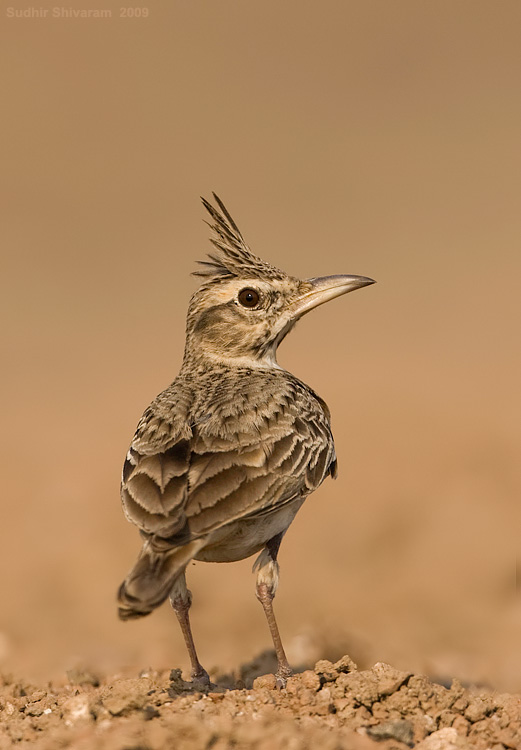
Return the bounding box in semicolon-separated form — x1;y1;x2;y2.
118;194;375;686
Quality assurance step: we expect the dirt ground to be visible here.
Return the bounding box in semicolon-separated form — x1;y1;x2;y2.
1;654;520;750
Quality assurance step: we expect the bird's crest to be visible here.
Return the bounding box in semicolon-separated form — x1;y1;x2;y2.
194;193;286;282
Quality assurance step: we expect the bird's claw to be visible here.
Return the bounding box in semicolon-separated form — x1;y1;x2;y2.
275;666;293;689
191;668;214;690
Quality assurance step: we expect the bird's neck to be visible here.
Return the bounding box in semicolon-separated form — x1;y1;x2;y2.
181;340;283;374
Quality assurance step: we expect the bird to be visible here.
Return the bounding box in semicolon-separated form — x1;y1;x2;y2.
117;194;375;687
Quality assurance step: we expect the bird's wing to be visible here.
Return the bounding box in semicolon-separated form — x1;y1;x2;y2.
121;375;335;543
121;381;194;539
185;390;335;536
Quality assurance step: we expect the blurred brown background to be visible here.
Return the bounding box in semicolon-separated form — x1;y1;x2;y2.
1;1;520;692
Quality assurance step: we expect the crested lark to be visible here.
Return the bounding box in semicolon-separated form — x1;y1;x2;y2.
118;194;375;686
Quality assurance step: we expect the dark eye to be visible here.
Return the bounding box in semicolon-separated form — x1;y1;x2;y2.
238;288;260;308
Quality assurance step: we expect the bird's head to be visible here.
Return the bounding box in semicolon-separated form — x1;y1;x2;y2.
183;194;375;369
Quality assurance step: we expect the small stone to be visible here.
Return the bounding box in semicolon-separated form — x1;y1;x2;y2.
336;701;356;720
367;720;414;747
100;677;152;716
438;709;456;728
299;670;321;692
25;702;44;717
464;696;492;723
371;662;412;697
453;697;469;712
284;675;301;695
341;671;379;707
415;727;470;750
333;655;358;673
252;674;277;690
317;686;333;703
451;715;470;735
314;659;337;682
314;659;333;670
61;694;92;724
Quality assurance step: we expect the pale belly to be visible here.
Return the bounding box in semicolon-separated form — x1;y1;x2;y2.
194;496;306;563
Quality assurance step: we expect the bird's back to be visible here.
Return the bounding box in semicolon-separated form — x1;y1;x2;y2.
121;365;336;557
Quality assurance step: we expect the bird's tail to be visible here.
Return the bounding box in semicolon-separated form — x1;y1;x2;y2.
117;537;205;620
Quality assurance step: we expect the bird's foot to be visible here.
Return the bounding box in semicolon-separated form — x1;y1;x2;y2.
191;666;214;690
275;664;293;689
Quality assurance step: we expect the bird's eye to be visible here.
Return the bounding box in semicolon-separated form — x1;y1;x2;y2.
238;288;260;308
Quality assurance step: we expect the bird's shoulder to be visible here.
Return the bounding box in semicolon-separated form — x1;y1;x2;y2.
195;365;331;423
130;376;194;456
128;367;316;449
127;365;334;472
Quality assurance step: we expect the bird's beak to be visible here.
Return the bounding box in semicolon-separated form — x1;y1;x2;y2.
289;274;376;319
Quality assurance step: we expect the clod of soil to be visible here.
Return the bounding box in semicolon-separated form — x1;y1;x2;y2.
0;655;519;749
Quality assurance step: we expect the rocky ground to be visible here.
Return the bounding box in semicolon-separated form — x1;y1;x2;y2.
1;654;519;750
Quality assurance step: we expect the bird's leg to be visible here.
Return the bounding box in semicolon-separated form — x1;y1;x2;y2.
253;533;292;688
169;571;210;686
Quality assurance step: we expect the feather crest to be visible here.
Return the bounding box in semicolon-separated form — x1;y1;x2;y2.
194;193;286;281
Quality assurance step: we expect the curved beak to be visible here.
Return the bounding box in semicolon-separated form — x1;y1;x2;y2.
290;274;376;319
